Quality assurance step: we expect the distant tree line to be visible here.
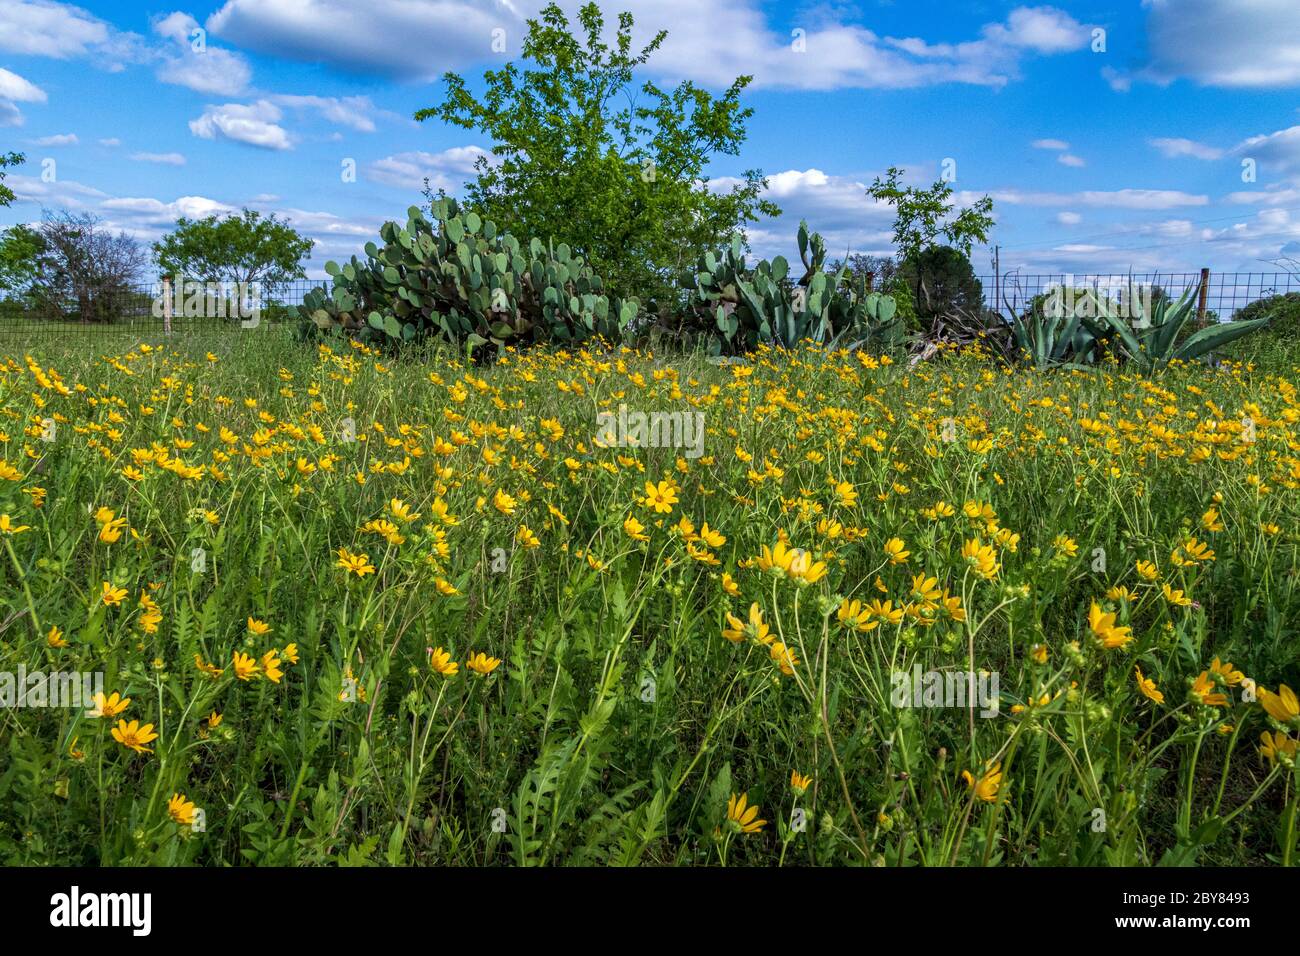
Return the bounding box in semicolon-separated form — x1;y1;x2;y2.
0;209;312;326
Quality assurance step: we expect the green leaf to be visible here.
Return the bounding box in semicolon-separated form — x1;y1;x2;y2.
1176;317;1269;361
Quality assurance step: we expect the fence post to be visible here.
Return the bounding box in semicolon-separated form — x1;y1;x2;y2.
1197;268;1210;326
993;245;1000;316
162;274;173;335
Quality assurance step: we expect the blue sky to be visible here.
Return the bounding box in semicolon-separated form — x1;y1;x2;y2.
3;0;1300;287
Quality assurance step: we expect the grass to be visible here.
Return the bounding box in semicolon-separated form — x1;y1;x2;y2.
0;326;1297;866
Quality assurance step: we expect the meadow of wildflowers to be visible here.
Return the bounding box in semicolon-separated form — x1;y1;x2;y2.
1;329;1297;866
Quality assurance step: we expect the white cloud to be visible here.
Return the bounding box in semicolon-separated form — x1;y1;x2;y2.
987;188;1209;210
1055;211;1081;225
156;45;251;96
1003;206;1300;275
0;0;109;57
1031;139;1069;151
1101;66;1131;92
152;10;200;45
1149;137;1224;160
3;170;379;270
1138;0;1300;88
31;132;77;146
152;11;253;96
1117;218;1200;240
189;100;292;150
101;194;236;225
269;206;377;238
208;0;511;79
244;203;387;273
1003;244;1181;273
0;4;247;96
131;151;187;166
0;66;47;103
1233;124;1300;177
1057;154;1085;167
1199;207;1300;260
269;94;377;133
0;0;145;69
367;146;492;191
208;0;1094;91
4;171;109;211
1225;185;1300;206
99;137;121;147
0;66;47;126
184;94;380;153
665;3;1095;90
710;167;895;259
983;6;1090;53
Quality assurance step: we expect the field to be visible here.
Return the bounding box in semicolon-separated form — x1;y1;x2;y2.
1;328;1298;866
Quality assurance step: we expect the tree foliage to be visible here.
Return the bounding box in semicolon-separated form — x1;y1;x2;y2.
152;209;314;296
865;168;994;330
417;1;778;310
0;224;44;295
867;166;994;261
827;253;899;291
899;245;985;326
33;212;148;323
1234;291;1300;340
0;152;22;208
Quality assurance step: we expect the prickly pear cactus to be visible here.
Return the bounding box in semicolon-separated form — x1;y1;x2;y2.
298;197;639;352
680;220;902;354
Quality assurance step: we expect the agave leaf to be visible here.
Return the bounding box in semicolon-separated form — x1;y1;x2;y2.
1093;296;1146;368
1150;286;1199;359
1175;317;1270;361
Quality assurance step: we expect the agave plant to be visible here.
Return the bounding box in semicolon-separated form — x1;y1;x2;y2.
1092;283;1269;375
1012;299;1109;369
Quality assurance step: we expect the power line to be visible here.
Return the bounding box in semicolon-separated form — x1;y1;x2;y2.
994;203;1300;253
997;227;1300;262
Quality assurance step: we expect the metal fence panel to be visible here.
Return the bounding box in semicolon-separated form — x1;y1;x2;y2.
977;271;1300;320
3;271;1298;338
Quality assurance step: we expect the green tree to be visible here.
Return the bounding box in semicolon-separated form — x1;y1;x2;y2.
0;224;44;295
152;209;314;297
827;253;899;290
867;167;994;330
898;245;984;326
867;166;994;261
0;152;24;207
417;1;778;310
1234;291;1300;341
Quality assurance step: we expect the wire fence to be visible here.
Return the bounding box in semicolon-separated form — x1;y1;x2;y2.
977;271;1300;320
3;270;1299;340
0;279;322;338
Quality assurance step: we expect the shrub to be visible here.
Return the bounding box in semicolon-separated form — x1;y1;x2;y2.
899;245;984;330
888;273;920;333
1234;292;1300;339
